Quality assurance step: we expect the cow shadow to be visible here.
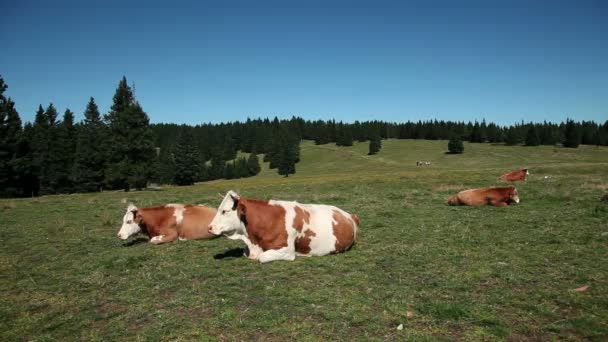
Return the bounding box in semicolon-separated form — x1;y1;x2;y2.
122;237;149;247
213;247;246;260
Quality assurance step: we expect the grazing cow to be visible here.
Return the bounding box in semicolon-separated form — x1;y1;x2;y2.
499;168;529;181
117;203;217;244
447;186;520;207
416;161;431;166
208;191;360;263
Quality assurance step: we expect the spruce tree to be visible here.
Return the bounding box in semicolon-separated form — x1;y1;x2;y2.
105;77;156;190
524;125;540;146
448;134;464;154
234;156;250;178
72;98;107;192
173;130;200;186
247;152;261;175
35;104;60;194
562;119;580;148
368;135;382;155
278;142;296;177
504;127;520;146
54;109;76;193
0;76;24;197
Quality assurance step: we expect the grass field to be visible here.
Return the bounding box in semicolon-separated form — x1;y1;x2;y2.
2;140;608;341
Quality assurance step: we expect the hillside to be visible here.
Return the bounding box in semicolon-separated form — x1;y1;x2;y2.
1;140;607;340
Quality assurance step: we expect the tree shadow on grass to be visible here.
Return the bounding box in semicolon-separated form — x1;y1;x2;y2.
214;247;246;260
122;237;149;247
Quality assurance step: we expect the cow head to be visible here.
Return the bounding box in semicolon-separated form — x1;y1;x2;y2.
208;190;246;236
117;204;142;240
509;187;520;204
524;168;530;176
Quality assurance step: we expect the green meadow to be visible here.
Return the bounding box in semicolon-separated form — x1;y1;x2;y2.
2;140;608;341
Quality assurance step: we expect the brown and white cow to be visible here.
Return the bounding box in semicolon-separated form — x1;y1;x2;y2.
207;191;360;263
447;186;520;207
117;203;217;244
499;168;529;181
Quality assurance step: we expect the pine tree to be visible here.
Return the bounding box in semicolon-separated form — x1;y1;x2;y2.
368;135;382;155
72;98;107;192
448;134;464;154
173;130;200;186
105;77;156;190
0;76;25;197
562;119;580;148
209;154;226;180
278;142;296;177
247;152;261;175
524;125;540;146
54;109;76;193
36;104;60;194
504;127;520;146
223;161;235;179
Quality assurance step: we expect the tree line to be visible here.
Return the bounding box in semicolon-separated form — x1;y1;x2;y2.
1;74;607;198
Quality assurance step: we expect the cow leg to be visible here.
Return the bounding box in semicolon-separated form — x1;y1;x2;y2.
149;230;178;244
490;200;508;207
258;247;296;263
227;234;262;259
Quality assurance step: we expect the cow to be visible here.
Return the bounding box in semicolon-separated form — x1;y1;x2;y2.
447;186;520;207
416;161;432;166
117;203;217;244
207;190;360;263
499;168;529;181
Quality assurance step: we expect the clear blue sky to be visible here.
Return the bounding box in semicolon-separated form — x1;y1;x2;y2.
2;0;607;126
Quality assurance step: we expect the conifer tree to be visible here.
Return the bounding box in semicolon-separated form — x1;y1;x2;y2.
173;130;200;186
72;98;107;192
105;77;155;190
278;142;296;177
247;152;261;176
54;109;76;193
504;127;520;146
524;125;540;146
234;156;250;178
0;76;24;197
448;134;464;154
368;135;382;155
563;119;580;148
36;104;60;194
223;161;235;179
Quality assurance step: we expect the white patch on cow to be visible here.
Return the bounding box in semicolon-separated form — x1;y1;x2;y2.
514;197;520;204
174;206;186;224
258;246;296;263
271;201;339;257
178;237;187;241
117;204;141;240
151;235;164;242
226;233;263;259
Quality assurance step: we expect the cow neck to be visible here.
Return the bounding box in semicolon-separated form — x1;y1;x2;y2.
138;206;170;238
238;198;288;250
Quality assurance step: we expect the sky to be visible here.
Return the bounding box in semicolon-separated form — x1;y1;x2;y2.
1;0;607;126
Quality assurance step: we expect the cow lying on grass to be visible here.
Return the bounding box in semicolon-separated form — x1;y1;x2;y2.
208;190;360;263
447;186;520;207
117;203;217;244
499;168;529;181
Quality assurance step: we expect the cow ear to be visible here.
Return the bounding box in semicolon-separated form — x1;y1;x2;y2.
231;196;239;211
132;210;142;224
236;202;247;225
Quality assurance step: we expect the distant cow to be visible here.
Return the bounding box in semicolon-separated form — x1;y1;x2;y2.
447;186;520;207
499;168;529;181
416;161;432;166
208;191;360;263
117;203;217;244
